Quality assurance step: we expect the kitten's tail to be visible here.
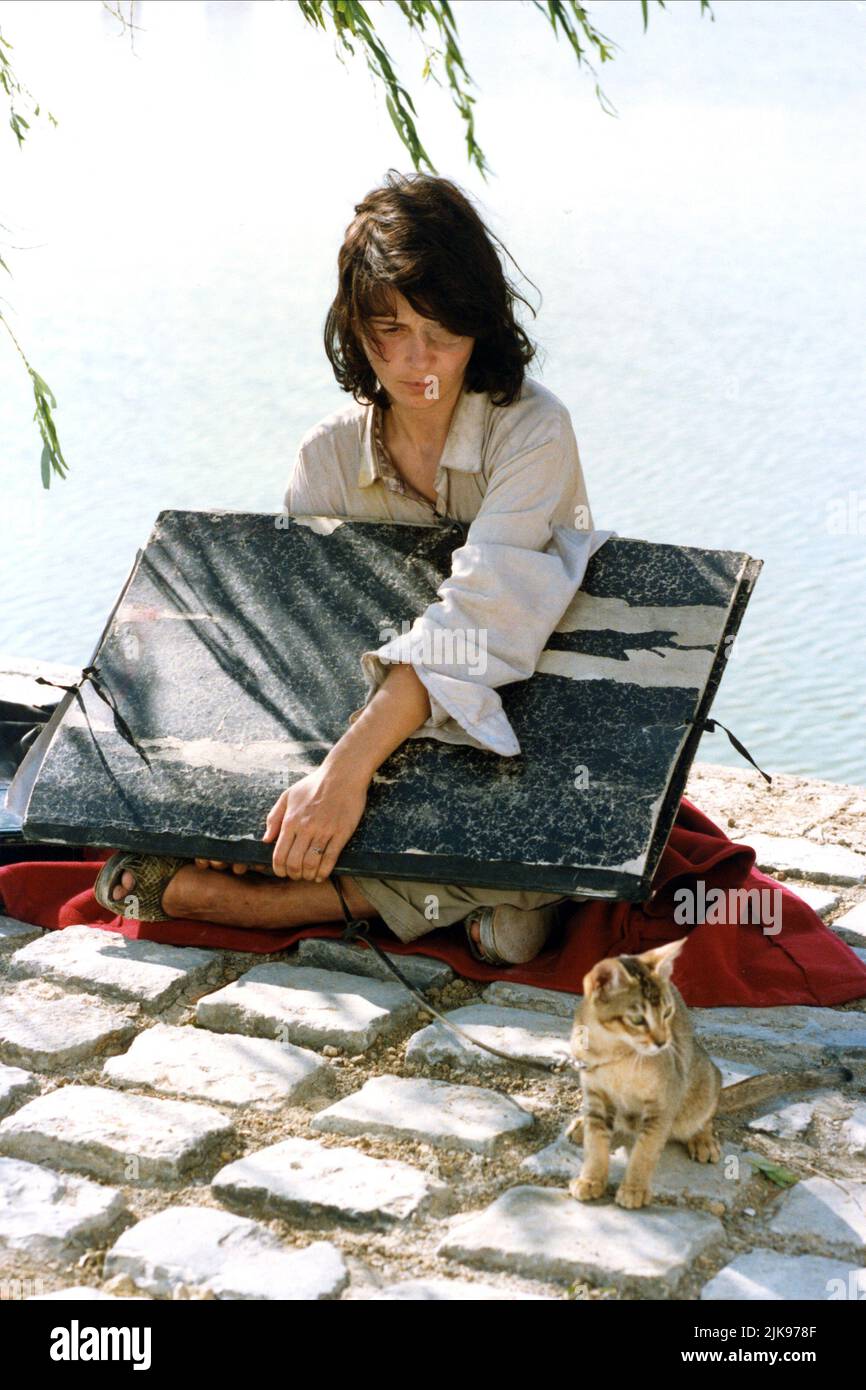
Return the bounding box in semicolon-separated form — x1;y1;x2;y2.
715;1063;853;1114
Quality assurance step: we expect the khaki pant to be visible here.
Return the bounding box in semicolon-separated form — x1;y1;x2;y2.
344;873;590;945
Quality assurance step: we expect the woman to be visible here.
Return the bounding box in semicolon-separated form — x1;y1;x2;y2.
95;170;612;966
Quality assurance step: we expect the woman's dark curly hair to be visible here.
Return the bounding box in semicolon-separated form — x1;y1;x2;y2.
324;170;538;410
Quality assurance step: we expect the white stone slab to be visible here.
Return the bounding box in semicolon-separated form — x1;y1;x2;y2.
406;1005;572;1075
521;1132;761;1212
437;1185;724;1294
196;963;417;1052
768;1176;866;1254
482;981;581;1018
0;980;138;1071
297;938;453;989
833;900;866;941
0;1062;38;1117
710;1055;765;1088
311;1075;535;1153
748;1100;817;1138
104;1205;348;1299
0;1155;128;1260
787;886;839;917
745;834;866;885
691;1006;866;1065
0;917;43;952
212;1135;448;1227
8;924;222;1009
0;1083;234;1184
701;1248;866;1300
103;1022;332;1109
840;1103;866;1155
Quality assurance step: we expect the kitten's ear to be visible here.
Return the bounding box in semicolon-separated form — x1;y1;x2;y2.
640;936;688;981
586;957;628;997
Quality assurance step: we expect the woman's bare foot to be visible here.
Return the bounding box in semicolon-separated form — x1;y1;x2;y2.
464;916;551;955
108;860;378;930
109;860;268;912
109;863;200;916
464;904;557;964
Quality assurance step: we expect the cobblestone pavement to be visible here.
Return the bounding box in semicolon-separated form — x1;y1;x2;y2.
1;763;865;1302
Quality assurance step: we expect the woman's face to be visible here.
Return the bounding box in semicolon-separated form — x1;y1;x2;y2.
358;288;475;408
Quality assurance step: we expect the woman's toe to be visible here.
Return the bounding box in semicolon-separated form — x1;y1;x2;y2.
111;868;136;901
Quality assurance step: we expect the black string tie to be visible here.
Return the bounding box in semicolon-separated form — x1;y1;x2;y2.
702;717;772;785
35;665;153;770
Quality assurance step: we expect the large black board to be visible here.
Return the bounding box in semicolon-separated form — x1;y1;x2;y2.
7;510;762;900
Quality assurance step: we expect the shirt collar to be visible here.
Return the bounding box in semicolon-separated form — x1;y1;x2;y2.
358;386;488;488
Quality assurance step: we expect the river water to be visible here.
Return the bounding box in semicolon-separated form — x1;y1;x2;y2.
1;0;864;782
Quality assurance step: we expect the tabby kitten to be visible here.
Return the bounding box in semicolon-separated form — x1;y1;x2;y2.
566;936;851;1210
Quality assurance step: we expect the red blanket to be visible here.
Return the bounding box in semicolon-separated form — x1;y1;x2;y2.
1;795;864;1008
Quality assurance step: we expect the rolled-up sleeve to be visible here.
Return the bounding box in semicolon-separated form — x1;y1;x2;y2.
354;410;615;756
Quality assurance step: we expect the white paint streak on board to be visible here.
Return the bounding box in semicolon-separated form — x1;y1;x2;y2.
537;645;715;689
116;605;217;622
132;736;333;774
290;515;346;535
62;710;331;774
554;594;723;646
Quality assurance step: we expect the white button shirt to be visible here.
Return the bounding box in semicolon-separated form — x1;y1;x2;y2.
284;376;615;756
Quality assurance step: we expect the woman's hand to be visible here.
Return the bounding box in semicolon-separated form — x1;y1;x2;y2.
261;763;369;882
253;663;427;883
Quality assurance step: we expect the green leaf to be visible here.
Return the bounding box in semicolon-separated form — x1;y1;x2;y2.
384;91;405;139
30;369;57;408
40;440;51;489
749;1155;800;1188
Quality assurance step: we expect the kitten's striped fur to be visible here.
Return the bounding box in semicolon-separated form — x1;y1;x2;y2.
567;937;852;1209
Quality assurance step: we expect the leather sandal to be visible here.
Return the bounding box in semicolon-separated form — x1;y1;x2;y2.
94;851;190;922
464;903;559;966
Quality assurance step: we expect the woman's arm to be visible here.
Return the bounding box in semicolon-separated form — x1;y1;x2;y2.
262;662;431;882
353;405;613;757
327;661;432;781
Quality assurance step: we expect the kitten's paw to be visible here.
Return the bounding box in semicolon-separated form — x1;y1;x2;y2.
614;1181;652;1209
564;1115;584;1146
687;1131;721;1164
569;1174;606;1201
